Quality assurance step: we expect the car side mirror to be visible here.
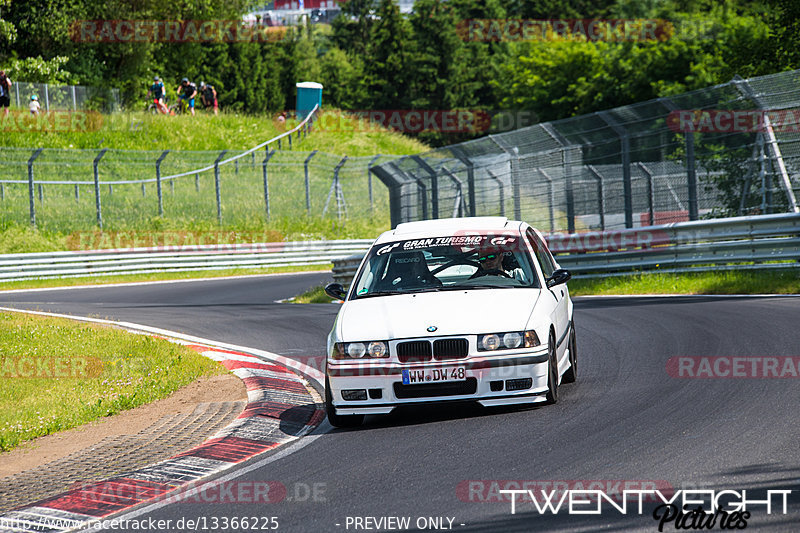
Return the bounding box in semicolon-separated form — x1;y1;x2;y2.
324;283;347;301
546;269;572;288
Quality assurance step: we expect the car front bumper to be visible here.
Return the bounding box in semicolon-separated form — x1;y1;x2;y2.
327;349;550;415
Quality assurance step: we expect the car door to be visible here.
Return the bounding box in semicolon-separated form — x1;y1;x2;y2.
526;229;569;361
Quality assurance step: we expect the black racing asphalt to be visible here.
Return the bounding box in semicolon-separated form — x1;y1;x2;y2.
2;274;799;532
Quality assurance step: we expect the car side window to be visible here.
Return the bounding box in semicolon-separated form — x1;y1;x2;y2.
526;229;555;278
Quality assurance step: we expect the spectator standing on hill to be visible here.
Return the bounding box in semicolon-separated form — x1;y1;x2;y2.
29;95;41;116
0;70;12;117
200;82;218;115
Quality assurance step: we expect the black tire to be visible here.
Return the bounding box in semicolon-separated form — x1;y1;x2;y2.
545;332;559;404
325;376;364;428
562;320;578;384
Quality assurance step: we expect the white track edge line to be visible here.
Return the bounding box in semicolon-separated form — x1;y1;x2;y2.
0;270;328;295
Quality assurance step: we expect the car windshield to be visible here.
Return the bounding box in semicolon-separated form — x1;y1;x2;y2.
351;235;540;298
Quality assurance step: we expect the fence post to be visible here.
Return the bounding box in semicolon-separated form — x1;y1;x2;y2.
587;165;605;230
195;173;200;192
323;156;348;219
156;150;170;217
141;183;146;197
235;159;239;176
214;150;227;224
278;138;282;150
44;84;50;112
491;137;522;220
263;149;275;221
1;184;4;201
93;148;108;228
412;155;439;219
485;171;505;217
637;162;655;226
71;86;77;110
451;147;476;217
288;132;293;150
368;154;381;212
410;173;429;220
598;111;633;228
685;132;698;221
304;150;318;216
38;184;44;203
15;82;20;107
108;184;113;196
564;148;576;233
442;167;466;217
27;148;43;227
75;185;80;202
537;169;556;232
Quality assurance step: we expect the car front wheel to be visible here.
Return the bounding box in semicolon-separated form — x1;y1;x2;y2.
545;332;559;404
562;320;577;384
325;376;364;428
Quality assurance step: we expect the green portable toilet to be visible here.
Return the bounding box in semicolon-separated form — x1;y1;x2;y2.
296;82;323;119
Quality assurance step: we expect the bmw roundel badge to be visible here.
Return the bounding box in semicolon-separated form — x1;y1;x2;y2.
427;326;438;332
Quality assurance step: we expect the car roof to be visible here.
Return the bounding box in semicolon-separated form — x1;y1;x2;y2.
374;217;526;244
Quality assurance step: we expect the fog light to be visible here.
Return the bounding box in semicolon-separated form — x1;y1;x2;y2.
368;388;383;399
505;378;533;391
341;389;367;401
490;380;504;392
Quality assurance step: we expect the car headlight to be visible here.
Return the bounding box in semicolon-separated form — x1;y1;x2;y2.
478;330;540;351
332;341;390;359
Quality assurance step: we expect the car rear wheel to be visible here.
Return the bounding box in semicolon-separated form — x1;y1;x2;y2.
562;320;577;384
545;332;559;404
325;376;364;428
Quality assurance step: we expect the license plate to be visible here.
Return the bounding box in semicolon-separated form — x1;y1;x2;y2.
402;367;466;385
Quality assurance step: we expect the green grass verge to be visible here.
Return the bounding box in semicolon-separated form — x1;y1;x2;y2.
0;264;331;292
288;285;334;304
569;269;800;296
1;110;430;155
0;312;225;452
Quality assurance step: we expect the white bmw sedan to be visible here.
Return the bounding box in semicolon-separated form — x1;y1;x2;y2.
323;217;576;427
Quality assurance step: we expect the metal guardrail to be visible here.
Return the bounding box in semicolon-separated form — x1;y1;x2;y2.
330;213;800;284
2;214;797;284
0;239;373;282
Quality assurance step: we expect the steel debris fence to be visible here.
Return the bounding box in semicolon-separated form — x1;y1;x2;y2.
371;69;800;231
0;107;399;231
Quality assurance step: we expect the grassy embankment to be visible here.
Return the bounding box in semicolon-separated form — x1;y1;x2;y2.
0;110;429;248
0;110;429;289
0;311;224;452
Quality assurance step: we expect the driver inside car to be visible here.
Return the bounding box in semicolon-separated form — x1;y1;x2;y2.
470;250;509;278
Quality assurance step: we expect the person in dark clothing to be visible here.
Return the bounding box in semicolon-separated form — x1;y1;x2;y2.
177;77;197;116
0;71;12;117
199;81;218;115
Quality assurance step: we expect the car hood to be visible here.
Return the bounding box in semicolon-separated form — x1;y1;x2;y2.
337;288;542;341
